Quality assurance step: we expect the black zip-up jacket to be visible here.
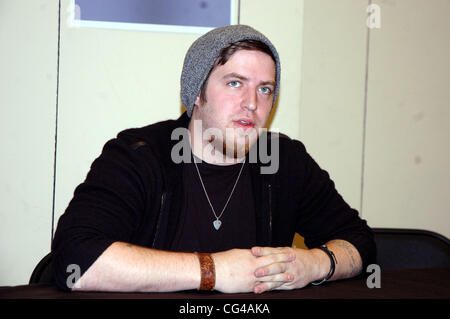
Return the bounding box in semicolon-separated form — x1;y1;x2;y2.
52;112;376;290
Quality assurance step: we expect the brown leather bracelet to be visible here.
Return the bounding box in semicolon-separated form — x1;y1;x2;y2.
195;252;216;291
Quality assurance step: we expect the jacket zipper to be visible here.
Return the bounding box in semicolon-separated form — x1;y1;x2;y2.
268;183;273;245
152;192;166;248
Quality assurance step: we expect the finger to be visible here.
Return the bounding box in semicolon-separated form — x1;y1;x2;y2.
251;246;291;257
254;261;288;277
254;280;286;294
274;282;294;291
256;272;295;283
252;247;296;267
259;251;296;267
251;246;262;256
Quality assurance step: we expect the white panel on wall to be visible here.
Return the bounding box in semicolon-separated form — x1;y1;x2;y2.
363;0;450;238
53;0;204;228
299;0;369;213
0;0;58;285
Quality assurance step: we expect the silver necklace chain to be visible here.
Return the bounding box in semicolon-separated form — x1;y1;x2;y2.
193;154;246;230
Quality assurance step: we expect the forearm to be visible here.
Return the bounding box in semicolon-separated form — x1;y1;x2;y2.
73;242;201;292
317;239;363;281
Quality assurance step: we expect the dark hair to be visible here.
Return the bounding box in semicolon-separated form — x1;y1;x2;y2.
198;40;276;105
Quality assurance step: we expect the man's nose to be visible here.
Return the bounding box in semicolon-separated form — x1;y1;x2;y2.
242;88;257;111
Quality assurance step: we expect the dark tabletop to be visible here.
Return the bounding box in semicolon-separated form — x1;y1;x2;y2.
1;268;449;299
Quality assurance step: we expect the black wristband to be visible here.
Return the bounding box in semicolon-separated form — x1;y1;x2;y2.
311;245;338;286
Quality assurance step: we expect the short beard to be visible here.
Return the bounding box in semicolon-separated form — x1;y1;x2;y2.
206;134;252;160
222;136;250;159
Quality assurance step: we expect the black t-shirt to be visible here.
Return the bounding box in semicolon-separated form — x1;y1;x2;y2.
171;154;256;253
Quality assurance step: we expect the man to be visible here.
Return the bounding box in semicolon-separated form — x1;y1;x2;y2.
52;25;376;293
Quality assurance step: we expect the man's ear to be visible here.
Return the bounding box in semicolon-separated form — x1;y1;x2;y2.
194;95;201;107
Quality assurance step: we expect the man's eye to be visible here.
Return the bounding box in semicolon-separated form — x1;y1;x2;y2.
228;81;241;88
259;87;272;94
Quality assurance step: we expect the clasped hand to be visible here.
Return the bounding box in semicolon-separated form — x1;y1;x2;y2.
212;246;321;294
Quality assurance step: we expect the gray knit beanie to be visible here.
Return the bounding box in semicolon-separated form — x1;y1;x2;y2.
181;24;281;117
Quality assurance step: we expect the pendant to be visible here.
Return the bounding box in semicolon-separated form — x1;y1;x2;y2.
213;220;222;230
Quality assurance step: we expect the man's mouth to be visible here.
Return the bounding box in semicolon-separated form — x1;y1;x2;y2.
233;119;255;129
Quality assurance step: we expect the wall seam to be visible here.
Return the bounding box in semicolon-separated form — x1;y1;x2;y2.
360;0;372;217
51;0;62;247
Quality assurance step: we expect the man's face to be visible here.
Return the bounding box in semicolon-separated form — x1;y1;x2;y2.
191;49;276;159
